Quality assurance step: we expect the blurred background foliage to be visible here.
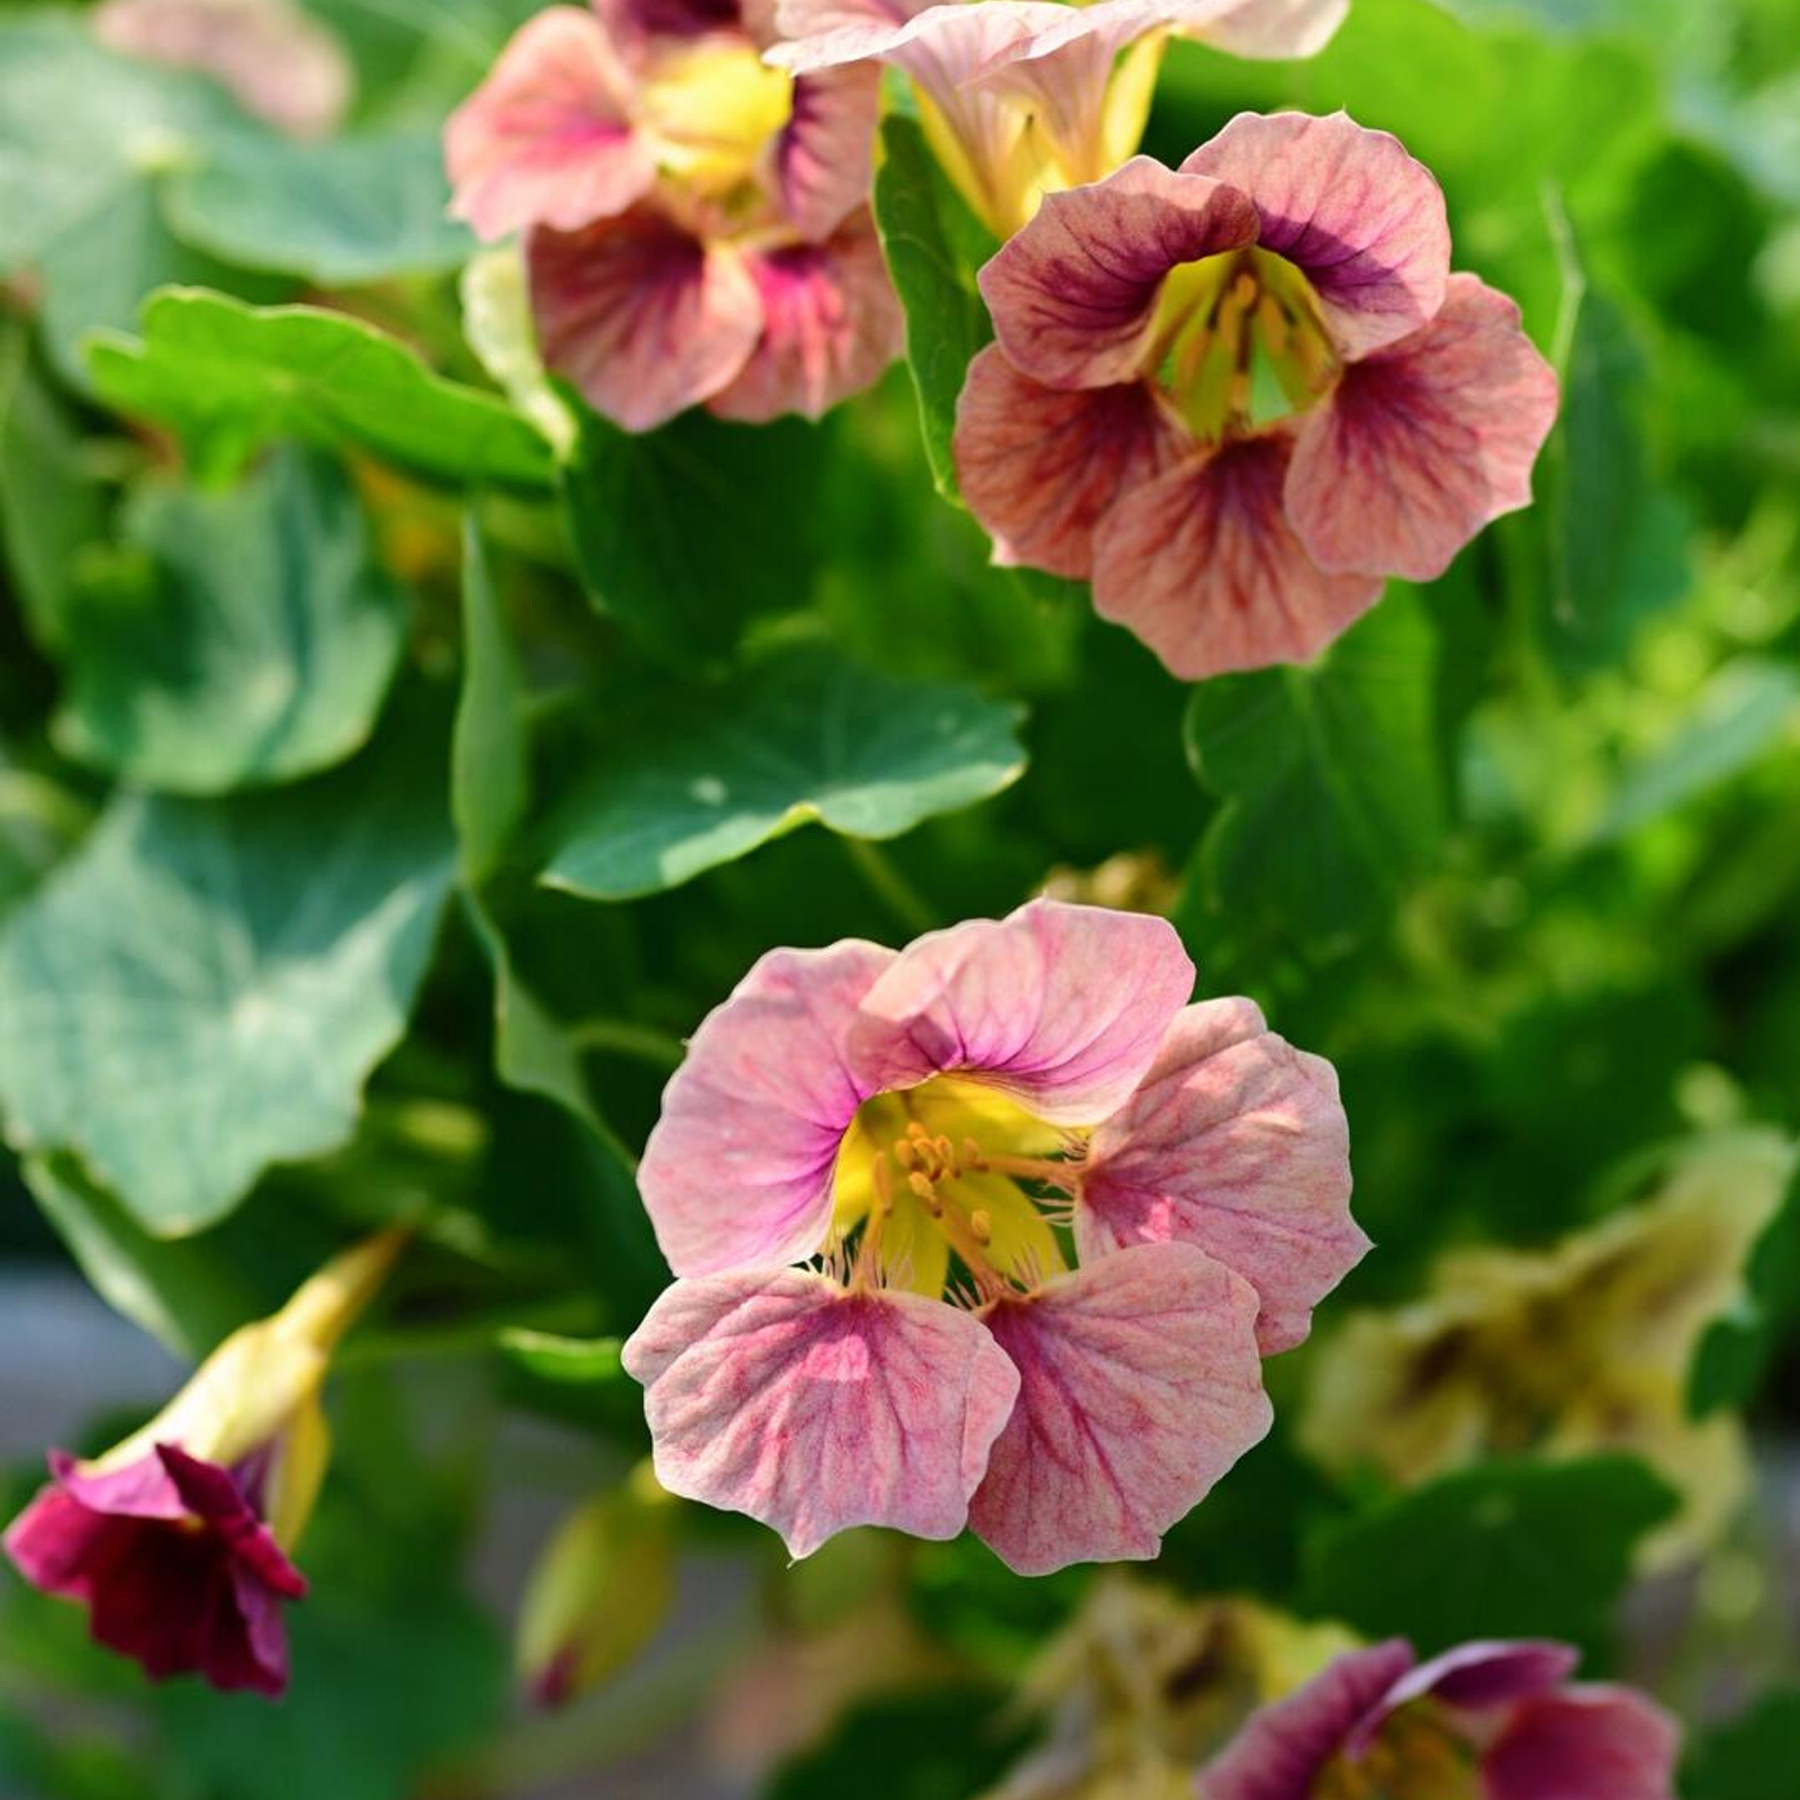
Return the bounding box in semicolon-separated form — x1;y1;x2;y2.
2;0;1799;1793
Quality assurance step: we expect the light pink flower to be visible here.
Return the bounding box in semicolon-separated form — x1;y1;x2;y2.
954;112;1561;681
444;0;900;429
1198;1638;1680;1800
622;899;1363;1571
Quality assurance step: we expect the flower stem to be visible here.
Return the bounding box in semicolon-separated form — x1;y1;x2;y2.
843;837;937;936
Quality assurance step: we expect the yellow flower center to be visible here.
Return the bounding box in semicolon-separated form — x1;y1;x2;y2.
639;38;793;196
1313;1702;1483;1800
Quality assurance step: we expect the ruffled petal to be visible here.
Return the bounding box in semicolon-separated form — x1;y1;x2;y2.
1180;110;1450;359
844;898;1195;1126
639;940;895;1278
1090;433;1383;680
1484;1685;1681;1800
528;209;765;431
708;211;903;422
156;1446;308;1601
1357;1639;1577;1743
769;0;941;73
622;1269;1021;1557
445;7;654;241
978;156;1259;390
772;65;884;239
1080;998;1362;1354
1179;0;1349;59
968;1242;1272;1574
954;346;1185;578
1286;272;1561;581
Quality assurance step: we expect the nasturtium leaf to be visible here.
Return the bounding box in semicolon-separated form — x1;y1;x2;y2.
162;129;473;286
559;401;827;666
541;645;1027;900
1183;591;1445;946
1302;1456;1678;1661
86;288;554;488
1691;1155;1800;1416
871;113;999;499
56;445;409;794
1682;1690;1800;1800
452;519;530;884
0;728;457;1234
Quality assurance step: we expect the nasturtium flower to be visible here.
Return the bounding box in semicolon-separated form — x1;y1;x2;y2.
1299;1129;1795;1569
3;1232;404;1697
953;111;1561;681
622;899;1363;1573
1198;1638;1679;1800
770;0;1348;239
444;0;902;430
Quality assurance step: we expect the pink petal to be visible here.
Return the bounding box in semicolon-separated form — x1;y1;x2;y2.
967;1242;1272;1575
844;898;1194;1126
43;1447;187;1520
1180;111;1450;359
1090;433;1384;680
445;8;654;241
707;211;903;422
622;1269;1021;1557
770;0;937;72
1484;1685;1681;1800
527;208;765;431
953;346;1185;579
1198;1640;1420;1800
156;1447;307;1601
1178;0;1350;59
978;157;1259;390
638;940;895;1279
1286;272;1561;581
1363;1639;1578;1742
1080;998;1362;1354
772;65;884;240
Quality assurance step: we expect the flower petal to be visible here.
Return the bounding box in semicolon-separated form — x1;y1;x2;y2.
1091;433;1384;680
1197;1640;1419;1800
1484;1685;1681;1800
772;65;884;239
639;940;895;1278
1080;998;1362;1354
954;346;1184;579
769;0;942;75
1361;1638;1578;1740
156;1446;308;1601
1178;0;1350;59
528;208;765;431
445;7;654;241
1180;110;1449;359
978;156;1258;390
968;1242;1272;1575
622;1269;1021;1557
844;899;1194;1126
1286;272;1560;581
707;211;903;422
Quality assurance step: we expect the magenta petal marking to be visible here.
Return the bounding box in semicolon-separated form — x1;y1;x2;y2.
1483;1685;1681;1800
967;1243;1272;1575
1091;434;1383;681
1286;272;1561;581
954;345;1185;579
1197;1639;1419;1800
638;940;895;1278
772;64;884;240
46;1447;189;1520
844;899;1194;1125
156;1446;308;1601
708;211;903;422
1352;1638;1578;1747
978;157;1259;390
528;208;765;431
445;7;653;241
622;1270;1021;1558
1081;998;1362;1355
1180;110;1450;359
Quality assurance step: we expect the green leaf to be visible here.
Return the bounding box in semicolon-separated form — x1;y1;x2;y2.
453;518;530;885
1691;1155;1800;1415
541;645;1027;900
1183;591;1445;946
56;445;410;794
559;401;826;666
871;113;998;498
0;725;457;1234
1683;1690;1800;1800
1302;1456;1678;1661
162;129;473;286
86;288;554;488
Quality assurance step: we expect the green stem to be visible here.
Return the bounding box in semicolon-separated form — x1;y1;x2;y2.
564;1017;686;1070
844;837;937;936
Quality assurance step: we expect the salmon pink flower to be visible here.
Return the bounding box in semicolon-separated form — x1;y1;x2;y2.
444;0;900;429
622;899;1363;1572
4;1233;403;1698
1198;1637;1680;1800
954;112;1561;680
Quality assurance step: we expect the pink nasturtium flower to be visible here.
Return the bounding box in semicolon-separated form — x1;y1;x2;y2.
953;111;1562;681
770;0;1349;239
1198;1638;1680;1800
444;0;902;430
622;899;1364;1574
3;1232;403;1697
